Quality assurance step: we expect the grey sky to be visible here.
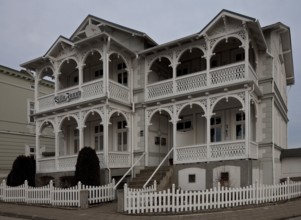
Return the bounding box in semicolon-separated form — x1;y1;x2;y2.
0;0;300;148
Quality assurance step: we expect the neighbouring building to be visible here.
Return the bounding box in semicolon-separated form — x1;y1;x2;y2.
0;65;54;179
281;148;301;181
20;9;294;189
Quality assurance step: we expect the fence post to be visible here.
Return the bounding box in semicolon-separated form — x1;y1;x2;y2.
24;180;28;204
286;177;290;200
50;180;54;206
172;184;175;212
3;180;6;202
217;182;221;209
124;183;128;213
78;181;82;208
255;180;259;205
112;179;116;199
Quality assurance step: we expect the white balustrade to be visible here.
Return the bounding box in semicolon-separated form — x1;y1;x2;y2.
82;79;104;99
174;140;258;164
109;80;130;103
210;140;246;160
146;79;173;100
176;71;206;94
58;155;77;171
108;152;131;168
210;62;245;86
174;144;207;164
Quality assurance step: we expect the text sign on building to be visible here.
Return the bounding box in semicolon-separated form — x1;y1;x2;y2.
54;91;81;104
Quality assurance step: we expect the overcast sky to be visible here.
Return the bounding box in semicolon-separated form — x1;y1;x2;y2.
0;0;300;148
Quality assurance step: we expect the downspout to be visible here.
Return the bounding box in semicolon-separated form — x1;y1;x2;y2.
271;49;275;185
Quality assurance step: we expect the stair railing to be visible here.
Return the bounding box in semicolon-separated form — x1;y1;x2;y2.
114;152;145;190
143;147;174;189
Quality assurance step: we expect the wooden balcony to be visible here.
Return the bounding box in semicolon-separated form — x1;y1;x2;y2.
37;151;131;173
146;62;258;102
174;140;258;164
36;79;130;112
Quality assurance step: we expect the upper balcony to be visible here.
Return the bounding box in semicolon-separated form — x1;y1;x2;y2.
145;37;258;102
36;52;131;113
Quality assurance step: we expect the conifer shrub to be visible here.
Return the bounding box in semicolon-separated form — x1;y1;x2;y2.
7;155;36;186
74;147;100;186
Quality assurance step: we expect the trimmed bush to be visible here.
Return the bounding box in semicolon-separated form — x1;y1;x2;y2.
75;146;100;186
7;155;36;187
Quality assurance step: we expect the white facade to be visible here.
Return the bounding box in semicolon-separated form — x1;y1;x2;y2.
21;10;294;188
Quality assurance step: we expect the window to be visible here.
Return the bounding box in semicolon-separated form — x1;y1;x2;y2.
94;125;103;151
188;174;196;183
235;112;245;140
74;129;79;154
117;62;128;86
25;144;35;157
94;69;103;78
177;116;192;132
220;172;229;187
210;116;222;142
28;101;35;123
117;120;127;151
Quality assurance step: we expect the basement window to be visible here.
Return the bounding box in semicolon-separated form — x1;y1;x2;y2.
188;174;196;183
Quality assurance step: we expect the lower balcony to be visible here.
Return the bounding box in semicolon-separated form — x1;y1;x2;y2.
37;79;130;112
37;152;131;173
174;140;258;164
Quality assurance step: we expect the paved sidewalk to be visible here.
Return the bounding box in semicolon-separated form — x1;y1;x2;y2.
1;199;301;220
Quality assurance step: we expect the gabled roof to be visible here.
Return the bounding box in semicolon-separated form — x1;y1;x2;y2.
140;9;267;56
263;22;294;85
44;36;74;58
70;14;157;46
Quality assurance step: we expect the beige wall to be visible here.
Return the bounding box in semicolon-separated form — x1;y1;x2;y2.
0;66;54;178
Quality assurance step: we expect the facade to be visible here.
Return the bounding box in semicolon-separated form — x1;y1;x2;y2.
21;10;294;188
0;65;54;179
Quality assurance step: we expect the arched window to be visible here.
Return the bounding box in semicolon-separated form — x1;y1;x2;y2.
148;57;172;84
109;53;128;87
177;48;206;77
211;37;244;68
83;51;103;83
58;59;78;90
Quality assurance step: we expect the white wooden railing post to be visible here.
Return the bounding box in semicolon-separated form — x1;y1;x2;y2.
50;180;54;206
255;180;259;205
286;177;290;200
24;180;28;204
217;182;221;209
172;184;175;213
124;183;128;213
78;181;82;208
3;180;6;202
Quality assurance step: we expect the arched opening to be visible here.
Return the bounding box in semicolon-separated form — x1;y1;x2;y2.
58;59;79;90
148;110;172;166
210;37;244;68
109;112;129;152
39;122;55;158
177;48;206;77
211;97;244;143
84;112;103;152
59;117;79;156
109;53;128;87
83;51;103;83
38;68;54;98
148;57;172;84
249;42;257;71
177;104;206;147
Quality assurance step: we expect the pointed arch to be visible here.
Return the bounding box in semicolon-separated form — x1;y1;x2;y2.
108;110;129;125
211;34;245;53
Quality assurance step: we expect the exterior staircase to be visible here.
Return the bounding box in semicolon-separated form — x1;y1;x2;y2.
128;166;172;189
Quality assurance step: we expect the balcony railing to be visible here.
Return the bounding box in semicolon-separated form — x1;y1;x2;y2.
37;79;130;112
174;140;258;164
37;151;131;173
146;62;257;101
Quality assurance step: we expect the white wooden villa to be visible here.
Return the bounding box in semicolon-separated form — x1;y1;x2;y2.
20;9;294;190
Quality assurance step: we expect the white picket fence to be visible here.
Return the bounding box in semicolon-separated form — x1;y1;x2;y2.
0;179;115;207
124;178;301;214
